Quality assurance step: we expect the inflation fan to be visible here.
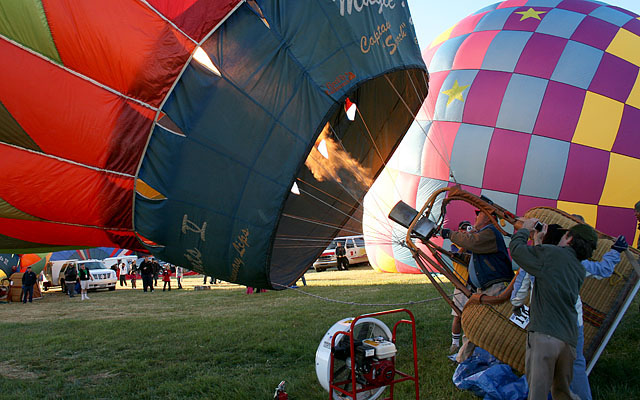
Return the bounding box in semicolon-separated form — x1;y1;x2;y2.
315;310;419;400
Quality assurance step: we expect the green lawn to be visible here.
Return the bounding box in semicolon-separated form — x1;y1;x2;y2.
1;266;638;399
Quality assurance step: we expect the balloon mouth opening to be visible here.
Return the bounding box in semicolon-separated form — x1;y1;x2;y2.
268;68;429;288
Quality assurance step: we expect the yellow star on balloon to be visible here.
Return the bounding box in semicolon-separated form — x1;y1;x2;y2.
441;80;470;106
515;8;547;21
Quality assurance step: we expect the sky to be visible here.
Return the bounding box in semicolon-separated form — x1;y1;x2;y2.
406;0;640;51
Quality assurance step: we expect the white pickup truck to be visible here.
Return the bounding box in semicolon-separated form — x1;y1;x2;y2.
43;259;117;292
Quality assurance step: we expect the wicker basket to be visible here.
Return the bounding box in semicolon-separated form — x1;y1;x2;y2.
461;207;640;374
461;301;527;373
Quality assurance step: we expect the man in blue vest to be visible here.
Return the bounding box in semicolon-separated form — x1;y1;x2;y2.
440;209;514;362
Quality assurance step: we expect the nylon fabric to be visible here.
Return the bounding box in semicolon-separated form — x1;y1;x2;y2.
0;218;131;249
0;1;427;287
0;0;60;62
42;0;195;107
0;101;41;152
0;38;155;173
364;0;640;274
135;0;426;287
0;198;42;221
0;145;134;228
147;0;241;42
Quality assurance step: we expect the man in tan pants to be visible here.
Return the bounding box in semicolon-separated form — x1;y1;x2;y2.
510;220;597;400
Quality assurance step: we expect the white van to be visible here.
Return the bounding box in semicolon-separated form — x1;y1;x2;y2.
103;256;138;271
45;259;117;292
313;235;369;272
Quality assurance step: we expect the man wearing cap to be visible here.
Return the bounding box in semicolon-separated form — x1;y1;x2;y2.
449;220;473;354
440;210;514;361
512;222;626;400
21;265;38;303
509;220;598;400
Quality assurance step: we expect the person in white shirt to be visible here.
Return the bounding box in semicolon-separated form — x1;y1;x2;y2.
176;266;184;289
118;260;128;287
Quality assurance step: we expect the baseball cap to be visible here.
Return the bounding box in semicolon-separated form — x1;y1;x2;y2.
568;223;598;248
542;224;567;245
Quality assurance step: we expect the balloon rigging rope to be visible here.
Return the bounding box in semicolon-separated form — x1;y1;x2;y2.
283;123;399;241
296;177;357;210
350;105;406;209
271;282;449;307
293;177;395;243
386;74;454;181
327;97;416;242
280;213;362;233
277;72;441;254
405;70;452;174
324;124;402;236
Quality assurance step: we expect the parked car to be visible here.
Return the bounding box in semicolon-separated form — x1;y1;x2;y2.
44;259;117;292
313;235;368;272
103;255;138;271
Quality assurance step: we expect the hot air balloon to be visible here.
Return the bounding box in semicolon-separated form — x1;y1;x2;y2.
0;253;20;280
48;247;136;262
18;252;51;274
364;0;640;273
0;1;428;288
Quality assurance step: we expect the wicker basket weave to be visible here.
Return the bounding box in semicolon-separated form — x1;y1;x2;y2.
461;207;640;374
461;301;527;373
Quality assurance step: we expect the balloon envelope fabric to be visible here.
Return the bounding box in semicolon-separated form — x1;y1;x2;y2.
364;0;640;273
0;1;428;288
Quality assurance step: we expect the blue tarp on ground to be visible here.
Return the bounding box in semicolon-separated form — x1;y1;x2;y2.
453;348;528;400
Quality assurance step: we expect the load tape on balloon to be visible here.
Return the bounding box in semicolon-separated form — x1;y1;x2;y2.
364;0;640;274
0;1;428;288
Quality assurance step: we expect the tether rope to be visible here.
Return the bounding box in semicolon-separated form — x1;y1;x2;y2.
271;282;449;307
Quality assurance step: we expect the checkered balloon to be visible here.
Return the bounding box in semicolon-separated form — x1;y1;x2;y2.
364;0;640;273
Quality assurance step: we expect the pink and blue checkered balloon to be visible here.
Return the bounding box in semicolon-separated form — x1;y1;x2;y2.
364;0;640;273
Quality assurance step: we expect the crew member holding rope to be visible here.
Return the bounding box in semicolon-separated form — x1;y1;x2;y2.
440;209;514;362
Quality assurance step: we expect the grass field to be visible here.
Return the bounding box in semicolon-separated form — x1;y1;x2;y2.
1;266;638;399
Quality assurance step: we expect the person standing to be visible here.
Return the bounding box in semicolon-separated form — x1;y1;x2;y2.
21;265;37;303
152;258;160;286
449;220;472;354
139;257;154;292
162;267;172;291
118;260;128;287
335;242;348;271
512;223;626;400
509;220;597;400
440;209;514;362
176;266;183;289
130;261;138;289
78;263;94;300
64;263;78;298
